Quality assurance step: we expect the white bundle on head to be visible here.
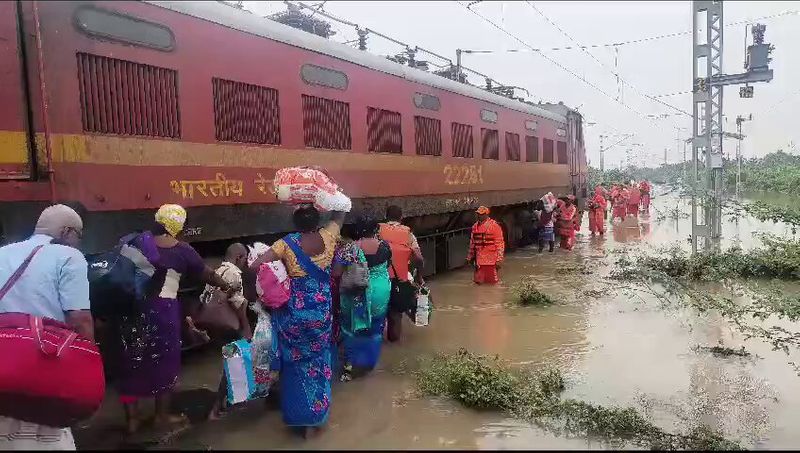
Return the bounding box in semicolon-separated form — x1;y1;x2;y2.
247;242;270;267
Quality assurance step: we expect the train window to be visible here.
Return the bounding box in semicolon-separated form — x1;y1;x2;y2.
481;128;499;160
413;92;441;111
525;120;538;132
505;132;520;161
302;95;351;150
414;116;442;156
213;78;280;145
74;6;175;51
367;107;402;154
557;141;568;164
77;53;180;138
543;138;555;163
525;135;539;162
480;109;498;123
451;122;473;158
300;64;348;90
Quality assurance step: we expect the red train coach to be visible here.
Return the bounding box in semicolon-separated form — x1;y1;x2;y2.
0;0;587;270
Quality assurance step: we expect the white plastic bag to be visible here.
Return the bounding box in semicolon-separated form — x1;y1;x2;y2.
250;306;278;398
414;287;432;327
223;339;256;405
314;189;352;213
247;242;270;267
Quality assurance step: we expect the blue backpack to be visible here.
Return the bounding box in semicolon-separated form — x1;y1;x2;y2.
87;233;155;318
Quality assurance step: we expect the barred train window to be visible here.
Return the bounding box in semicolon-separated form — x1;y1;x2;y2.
414;116;442;156
525;135;539;162
212;78;280;145
505;132;520;161
77;53;180;138
451;122;473;158
557;141;568;164
481;128;499;160
301;95;351;150
543;138;555;163
367;107;402;153
74;6;175;51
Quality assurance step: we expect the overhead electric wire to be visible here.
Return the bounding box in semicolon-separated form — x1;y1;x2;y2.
526;1;692;118
461;1;677;131
460;9;800;53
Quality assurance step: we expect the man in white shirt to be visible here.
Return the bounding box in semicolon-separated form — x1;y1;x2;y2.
0;204;93;450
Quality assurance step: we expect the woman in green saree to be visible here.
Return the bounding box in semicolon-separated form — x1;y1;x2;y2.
334;216;392;381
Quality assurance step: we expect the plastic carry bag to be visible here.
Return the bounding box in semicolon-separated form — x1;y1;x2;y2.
223;339;256;406
414;286;433;327
256;260;291;309
250;307;279;399
540;192;557;213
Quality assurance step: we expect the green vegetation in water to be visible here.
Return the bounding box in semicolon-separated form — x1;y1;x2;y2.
416;349;742;450
731;151;800;196
597;150;800;196
554;261;593;275
612;240;800;354
512;277;557;306
618;236;800;281
727;200;800;233
694;344;752;358
655;205;691;222
587;167;634;189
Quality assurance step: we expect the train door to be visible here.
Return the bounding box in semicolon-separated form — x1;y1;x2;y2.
0;1;32;180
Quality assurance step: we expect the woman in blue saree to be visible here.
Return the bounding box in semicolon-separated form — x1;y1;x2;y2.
334;216;392;381
250;204;346;438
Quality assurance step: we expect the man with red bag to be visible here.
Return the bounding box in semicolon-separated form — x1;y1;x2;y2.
0;204;96;450
466;206;505;285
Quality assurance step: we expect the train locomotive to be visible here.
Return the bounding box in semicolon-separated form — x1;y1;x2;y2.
0;0;587;275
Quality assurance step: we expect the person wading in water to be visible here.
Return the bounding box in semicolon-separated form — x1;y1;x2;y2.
466;206;505;285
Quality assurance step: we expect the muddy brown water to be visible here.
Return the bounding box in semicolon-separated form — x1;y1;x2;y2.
75;190;800;450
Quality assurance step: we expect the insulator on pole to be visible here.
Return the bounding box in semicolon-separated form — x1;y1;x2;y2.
356;27;368;51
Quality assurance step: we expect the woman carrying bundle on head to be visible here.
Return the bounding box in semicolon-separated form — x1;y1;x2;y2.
250;166;349;439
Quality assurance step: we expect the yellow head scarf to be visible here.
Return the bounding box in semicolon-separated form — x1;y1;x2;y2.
155;204;186;237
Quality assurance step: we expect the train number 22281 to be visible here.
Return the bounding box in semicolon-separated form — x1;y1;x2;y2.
443;165;484;185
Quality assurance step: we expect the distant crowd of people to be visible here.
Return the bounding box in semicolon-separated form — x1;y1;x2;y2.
467;180;653;286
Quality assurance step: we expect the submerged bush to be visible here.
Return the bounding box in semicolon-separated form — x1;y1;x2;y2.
512;277;556;306
416;350;741;450
625;236;800;281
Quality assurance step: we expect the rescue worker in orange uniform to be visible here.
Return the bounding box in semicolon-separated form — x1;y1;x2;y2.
466;206;505;285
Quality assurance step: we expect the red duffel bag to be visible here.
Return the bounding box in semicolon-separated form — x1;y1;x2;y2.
0;313;106;428
0;244;105;428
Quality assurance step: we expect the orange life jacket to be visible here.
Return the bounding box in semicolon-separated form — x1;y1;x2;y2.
379;222;413;281
467;218;505;266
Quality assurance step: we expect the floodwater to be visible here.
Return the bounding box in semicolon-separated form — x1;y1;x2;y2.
75;190;800;450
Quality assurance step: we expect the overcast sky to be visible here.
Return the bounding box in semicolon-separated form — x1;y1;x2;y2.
242;1;800;169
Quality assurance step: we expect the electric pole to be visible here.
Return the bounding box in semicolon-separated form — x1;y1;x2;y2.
735;114;752;198
599;134;605;172
691;1;774;253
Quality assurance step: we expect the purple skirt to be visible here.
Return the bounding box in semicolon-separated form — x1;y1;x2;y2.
116;297;182;400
